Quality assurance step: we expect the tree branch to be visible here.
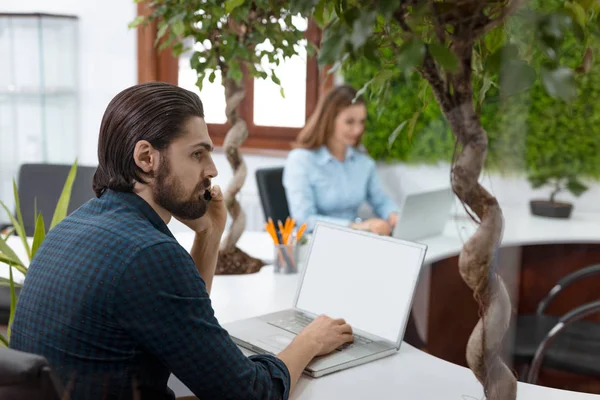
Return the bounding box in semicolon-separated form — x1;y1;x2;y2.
418;52;452;114
429;0;447;44
393;6;413;33
474;0;527;38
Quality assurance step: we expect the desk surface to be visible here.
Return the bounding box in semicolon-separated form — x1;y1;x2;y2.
168;206;600;399
3;207;600;398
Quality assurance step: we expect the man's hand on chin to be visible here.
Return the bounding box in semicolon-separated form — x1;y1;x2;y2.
176;184;227;241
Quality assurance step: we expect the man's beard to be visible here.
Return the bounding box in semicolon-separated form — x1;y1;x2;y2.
152;156;210;220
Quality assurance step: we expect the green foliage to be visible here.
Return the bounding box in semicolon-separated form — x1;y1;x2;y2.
302;0;600;201
135;0;306;89
0;160;78;346
344;31;600;199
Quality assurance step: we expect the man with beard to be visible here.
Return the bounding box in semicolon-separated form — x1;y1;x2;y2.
10;82;353;400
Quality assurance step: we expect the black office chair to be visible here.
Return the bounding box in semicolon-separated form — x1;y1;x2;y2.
255;167;290;223
514;263;600;384
0;286;21;325
1;163;97;236
0;347;64;400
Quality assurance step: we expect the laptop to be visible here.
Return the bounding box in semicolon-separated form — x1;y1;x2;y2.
392;187;455;241
223;222;427;377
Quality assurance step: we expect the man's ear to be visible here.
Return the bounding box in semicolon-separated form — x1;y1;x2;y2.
133;140;159;175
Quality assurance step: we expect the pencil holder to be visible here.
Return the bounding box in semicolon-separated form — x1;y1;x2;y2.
274;244;299;274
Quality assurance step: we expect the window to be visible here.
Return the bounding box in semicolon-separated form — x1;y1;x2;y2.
178;39;227;124
137;4;332;151
253;16;308;129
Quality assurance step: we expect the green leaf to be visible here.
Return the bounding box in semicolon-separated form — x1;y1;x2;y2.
407;110;421;141
372;69;395;88
355;78;373;100
0;234;24;268
417;79;430;104
563;5;586;41
172;20;185;37
541;67;577;102
7;265;17;340
228;65;243;84
280;87;286;98
271;71;281;86
528;174;549;188
0;254;27;276
128;16;145;29
11;180;30;259
566;178;588;197
538;12;572;49
0;210;28;265
50;160;77;231
318;24;347;66
350;11;377;50
388;120;407;150
429;43;459;73
486;43;519;75
225;0;245;14
500;60;536;97
397;38;426;74
156;22;169;42
478;75;493;107
0;277;22;288
195;75;205;92
378;0;400;17
575;0;595;9
313;0;327;26
565;2;587;31
31;214;46;258
484;23;506;54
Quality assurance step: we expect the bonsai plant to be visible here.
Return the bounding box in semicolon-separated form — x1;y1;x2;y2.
133;1;307;274
528;170;588;218
293;0;599;398
0;161;77;346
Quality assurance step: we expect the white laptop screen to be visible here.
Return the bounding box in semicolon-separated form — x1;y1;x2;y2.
295;224;426;343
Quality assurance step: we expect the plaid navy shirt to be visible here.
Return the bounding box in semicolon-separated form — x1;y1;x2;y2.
10;189;290;399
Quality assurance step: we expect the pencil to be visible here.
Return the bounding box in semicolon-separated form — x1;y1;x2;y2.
296;223;307;243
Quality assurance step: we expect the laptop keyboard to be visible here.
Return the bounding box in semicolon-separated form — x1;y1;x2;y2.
268;313;373;351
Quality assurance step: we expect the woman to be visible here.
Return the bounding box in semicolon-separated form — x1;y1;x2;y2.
283;85;399;235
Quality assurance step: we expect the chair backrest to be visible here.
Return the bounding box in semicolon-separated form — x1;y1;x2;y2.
0;347;63;399
255;167;290;223
0;286;21;324
17;163;97;236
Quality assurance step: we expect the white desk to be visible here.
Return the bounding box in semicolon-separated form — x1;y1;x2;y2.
167;206;600;399
3;207;600;398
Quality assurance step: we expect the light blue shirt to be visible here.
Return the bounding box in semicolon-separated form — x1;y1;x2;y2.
283;145;399;232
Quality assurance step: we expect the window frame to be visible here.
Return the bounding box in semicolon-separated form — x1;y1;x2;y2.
136;4;332;151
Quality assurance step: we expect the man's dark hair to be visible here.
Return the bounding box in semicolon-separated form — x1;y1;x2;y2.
92;82;204;197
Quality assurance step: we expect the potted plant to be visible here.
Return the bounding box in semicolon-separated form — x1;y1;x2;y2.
528;170;588;218
0;161;77;346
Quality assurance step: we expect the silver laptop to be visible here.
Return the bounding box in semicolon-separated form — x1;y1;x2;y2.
223;222;427;378
392;187;455;241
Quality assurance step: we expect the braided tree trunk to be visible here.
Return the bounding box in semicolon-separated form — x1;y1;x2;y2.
419;44;517;399
215;78;264;274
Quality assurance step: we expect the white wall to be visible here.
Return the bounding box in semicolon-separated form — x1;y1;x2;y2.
377;162;600;216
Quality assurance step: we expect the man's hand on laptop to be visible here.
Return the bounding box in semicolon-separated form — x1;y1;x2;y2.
277;315;353;391
299;315;354;356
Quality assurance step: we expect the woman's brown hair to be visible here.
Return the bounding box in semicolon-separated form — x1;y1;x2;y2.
293;84;365;149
